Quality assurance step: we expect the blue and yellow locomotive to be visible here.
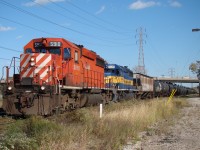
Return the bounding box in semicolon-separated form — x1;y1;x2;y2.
104;64;136;101
104;64;134;89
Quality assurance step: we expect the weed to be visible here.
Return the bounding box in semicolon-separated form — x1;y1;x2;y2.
0;98;187;150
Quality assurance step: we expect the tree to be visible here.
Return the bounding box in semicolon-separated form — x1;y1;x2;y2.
189;61;200;75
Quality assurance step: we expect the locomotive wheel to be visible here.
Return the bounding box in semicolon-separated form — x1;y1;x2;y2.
76;94;88;108
60;94;69;110
101;93;108;105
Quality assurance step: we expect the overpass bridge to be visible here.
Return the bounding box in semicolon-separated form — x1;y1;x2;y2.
154;77;199;83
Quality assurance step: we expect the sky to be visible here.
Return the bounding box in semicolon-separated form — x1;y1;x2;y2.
0;0;200;80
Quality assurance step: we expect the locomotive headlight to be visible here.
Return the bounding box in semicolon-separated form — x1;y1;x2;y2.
30;57;35;61
7;86;12;91
30;62;35;66
41;86;46;91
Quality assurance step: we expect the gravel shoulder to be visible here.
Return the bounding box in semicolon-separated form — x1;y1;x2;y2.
125;97;200;150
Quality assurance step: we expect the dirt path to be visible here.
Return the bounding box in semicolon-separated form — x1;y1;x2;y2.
125;97;200;150
142;97;200;150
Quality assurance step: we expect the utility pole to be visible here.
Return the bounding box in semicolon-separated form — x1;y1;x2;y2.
192;28;200;97
136;27;147;74
168;68;175;78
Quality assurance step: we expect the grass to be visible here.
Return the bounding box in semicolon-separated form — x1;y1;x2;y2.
0;97;188;150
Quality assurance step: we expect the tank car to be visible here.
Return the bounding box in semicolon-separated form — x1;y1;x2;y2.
2;38;106;116
154;81;171;97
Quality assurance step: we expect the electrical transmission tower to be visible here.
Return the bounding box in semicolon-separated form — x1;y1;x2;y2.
136;27;147;74
168;68;175;78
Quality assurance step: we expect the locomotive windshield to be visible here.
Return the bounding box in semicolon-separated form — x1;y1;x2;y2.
25;48;61;55
35;48;47;53
105;69;115;73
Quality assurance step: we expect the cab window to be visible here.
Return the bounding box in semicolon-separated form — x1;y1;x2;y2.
35;49;46;53
64;48;71;60
49;48;61;55
75;51;78;63
25;48;32;53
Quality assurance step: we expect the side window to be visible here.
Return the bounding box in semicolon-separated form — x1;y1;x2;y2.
64;48;71;60
41;49;46;53
25;48;32;53
75;51;78;63
49;48;61;55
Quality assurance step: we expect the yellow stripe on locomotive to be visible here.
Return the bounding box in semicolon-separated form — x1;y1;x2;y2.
104;76;133;89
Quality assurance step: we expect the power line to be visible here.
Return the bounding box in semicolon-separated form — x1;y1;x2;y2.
0;0;96;38
0;57;11;61
0;17;132;47
0;0;132;44
0;16;60;37
46;0;127;35
0;46;21;53
29;0;115;33
66;0;132;33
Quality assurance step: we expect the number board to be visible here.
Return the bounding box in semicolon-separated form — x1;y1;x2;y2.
107;65;115;69
49;42;62;47
34;42;43;48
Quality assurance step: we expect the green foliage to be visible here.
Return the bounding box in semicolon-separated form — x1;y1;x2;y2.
189;62;200;74
23;116;61;139
0;116;62;150
1;98;187;150
0;132;38;150
65;108;95;123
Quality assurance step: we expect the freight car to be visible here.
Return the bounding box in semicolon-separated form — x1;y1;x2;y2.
154;81;171;97
154;80;196;97
133;73;154;99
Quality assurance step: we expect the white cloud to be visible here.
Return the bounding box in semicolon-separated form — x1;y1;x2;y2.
24;0;64;7
0;26;15;32
168;0;182;8
95;5;106;15
16;35;23;40
129;0;160;10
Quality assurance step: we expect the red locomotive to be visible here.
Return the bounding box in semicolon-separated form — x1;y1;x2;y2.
2;38;107;115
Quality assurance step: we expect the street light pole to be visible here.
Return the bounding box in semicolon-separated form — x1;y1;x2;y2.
192;28;200;97
192;28;200;32
197;73;200;97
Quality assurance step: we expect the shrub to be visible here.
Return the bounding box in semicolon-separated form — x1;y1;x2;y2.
0;132;38;150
